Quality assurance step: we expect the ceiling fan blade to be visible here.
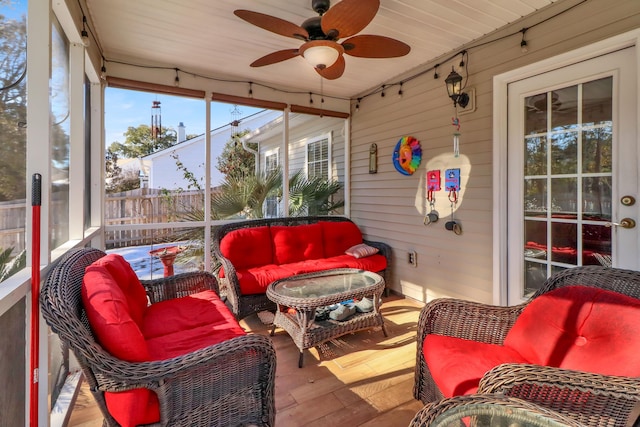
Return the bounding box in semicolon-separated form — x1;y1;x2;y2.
342;35;411;58
250;49;300;67
321;0;379;39
234;10;309;40
316;55;345;80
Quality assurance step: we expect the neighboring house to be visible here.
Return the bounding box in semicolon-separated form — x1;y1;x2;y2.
243;113;346;217
142;109;282;190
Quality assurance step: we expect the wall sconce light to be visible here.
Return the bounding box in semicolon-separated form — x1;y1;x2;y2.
445;67;469;108
369;143;378;174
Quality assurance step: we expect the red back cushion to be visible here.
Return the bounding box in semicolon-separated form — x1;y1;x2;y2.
320;220;363;257
82;263;157;427
504;285;640;376
92;253;148;325
82;264;150;361
271;223;324;264
219;226;273;270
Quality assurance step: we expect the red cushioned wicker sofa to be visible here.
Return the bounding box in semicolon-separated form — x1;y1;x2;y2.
213;216;392;320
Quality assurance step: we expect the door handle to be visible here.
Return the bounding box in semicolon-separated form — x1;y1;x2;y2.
605;218;636;229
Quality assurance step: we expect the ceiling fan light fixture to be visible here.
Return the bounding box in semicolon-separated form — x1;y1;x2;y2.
300;40;343;70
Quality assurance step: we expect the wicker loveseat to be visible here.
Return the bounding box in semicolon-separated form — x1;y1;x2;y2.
213;215;391;320
41;247;276;427
414;266;640;426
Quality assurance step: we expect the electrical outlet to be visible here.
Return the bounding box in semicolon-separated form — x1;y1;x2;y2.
408;250;417;267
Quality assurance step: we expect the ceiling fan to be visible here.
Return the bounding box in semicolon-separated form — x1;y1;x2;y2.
234;0;411;80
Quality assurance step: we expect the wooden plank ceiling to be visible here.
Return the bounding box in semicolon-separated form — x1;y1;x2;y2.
85;0;560;98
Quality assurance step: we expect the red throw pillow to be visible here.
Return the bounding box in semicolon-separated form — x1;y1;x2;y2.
320;221;363;257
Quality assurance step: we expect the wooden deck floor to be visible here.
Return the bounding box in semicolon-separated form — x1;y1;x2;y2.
67;294;426;427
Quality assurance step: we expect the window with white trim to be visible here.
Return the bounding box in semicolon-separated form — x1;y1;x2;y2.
306;134;330;180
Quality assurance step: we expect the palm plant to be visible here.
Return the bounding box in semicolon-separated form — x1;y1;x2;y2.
0;247;26;282
173;168;343;268
288;170;344;216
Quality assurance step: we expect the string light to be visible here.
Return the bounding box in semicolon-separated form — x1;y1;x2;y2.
459;51;466;67
95;1;578;108
81;15;90;47
248;82;253;98
100;58;107;80
520;28;529;53
355;98;361;112
174;68;180;87
398;82;404;97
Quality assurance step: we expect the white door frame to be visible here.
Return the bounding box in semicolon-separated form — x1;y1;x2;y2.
492;29;640;306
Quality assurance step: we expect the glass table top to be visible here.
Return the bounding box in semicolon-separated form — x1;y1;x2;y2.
270;269;382;299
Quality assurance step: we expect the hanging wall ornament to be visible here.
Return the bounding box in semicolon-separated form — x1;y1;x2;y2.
392;136;422;175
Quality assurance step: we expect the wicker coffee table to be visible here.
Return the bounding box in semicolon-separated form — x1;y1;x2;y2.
266;268;387;367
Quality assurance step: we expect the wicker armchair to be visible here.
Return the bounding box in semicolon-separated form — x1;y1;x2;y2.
414;266;640;410
212;215;392;320
478;363;640;427
409;394;583;427
41;247;277;427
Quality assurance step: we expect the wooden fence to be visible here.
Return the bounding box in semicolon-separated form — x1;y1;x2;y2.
0;199;26;254
105;188;206;249
0;188;209;252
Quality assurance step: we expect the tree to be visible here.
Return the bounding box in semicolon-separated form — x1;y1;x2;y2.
108;124;177;159
0;8;27;201
216;130;257;181
106;168;140;193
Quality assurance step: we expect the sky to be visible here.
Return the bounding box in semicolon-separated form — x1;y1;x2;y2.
105;87;263;147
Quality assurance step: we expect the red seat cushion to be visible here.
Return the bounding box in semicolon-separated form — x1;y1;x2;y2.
142;290;238;339
326;254;387;273
320;221;363;257
424;335;529;397
271;223;324;264
147;321;246;360
504;285;640;376
236;265;294;295
219;226;273;270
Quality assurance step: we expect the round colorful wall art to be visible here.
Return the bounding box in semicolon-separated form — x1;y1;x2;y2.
392;136;422;175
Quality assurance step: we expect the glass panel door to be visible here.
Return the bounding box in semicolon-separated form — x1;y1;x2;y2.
507;48;637;304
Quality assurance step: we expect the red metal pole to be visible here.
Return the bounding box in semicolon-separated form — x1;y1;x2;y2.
30;173;41;427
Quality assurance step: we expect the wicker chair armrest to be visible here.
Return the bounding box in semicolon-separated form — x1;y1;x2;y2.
409;394;583;427
141;271;219;304
417;298;525;346
363;239;391;263
478;363;640;426
211;231;243;298
90;334;275;391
